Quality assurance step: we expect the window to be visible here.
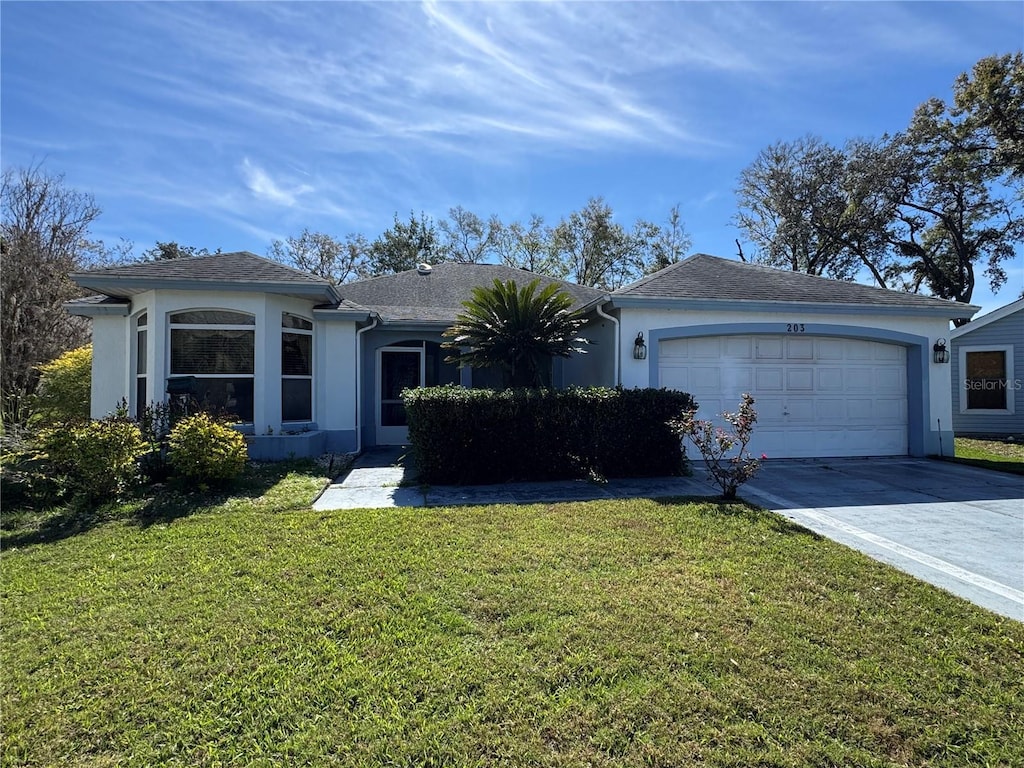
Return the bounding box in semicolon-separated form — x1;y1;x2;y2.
169;310;255;421
963;346;1014;412
135;312;147;419
282;313;313;422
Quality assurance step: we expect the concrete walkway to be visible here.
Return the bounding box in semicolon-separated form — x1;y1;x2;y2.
312;446;709;510
313;449;1023;621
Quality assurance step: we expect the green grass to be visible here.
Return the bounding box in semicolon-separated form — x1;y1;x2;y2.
2;474;1022;767
950;436;1024;476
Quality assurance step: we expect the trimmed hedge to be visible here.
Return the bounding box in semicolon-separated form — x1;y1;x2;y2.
404;386;694;485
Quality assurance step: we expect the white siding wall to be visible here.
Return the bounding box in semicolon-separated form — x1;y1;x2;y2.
317;318;358;435
90;314;130;419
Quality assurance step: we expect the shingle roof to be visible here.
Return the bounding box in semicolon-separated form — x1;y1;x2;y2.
69;251;336;301
614;253;978;313
337;263;605;324
74;251;328;284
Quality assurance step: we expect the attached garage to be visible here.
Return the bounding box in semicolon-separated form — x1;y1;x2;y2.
659;334;908;458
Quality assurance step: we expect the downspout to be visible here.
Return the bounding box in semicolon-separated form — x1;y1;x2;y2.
354;316;379;454
594;300;620;386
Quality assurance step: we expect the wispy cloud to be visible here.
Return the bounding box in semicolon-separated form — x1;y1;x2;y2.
3;0;1020;282
239;158;312;207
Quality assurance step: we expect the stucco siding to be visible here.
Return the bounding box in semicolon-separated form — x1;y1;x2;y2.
90;314;130;419
561;316;616;388
951;311;1024;435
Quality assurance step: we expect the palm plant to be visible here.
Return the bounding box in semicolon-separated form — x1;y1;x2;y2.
442;278;589;388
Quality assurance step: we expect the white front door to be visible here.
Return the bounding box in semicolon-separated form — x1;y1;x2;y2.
659;335;908;458
376;347;425;445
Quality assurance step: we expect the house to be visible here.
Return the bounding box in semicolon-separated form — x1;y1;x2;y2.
949;297;1024;437
67;251;977;460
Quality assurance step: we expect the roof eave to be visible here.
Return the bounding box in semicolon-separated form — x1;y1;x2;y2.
312;307;373;322
64;300;131;317
950;297;1024;338
69;275;337;303
607;295;981;319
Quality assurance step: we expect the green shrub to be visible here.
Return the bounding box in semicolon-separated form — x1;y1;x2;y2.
40;415;145;501
404;386;693;484
168;413;248;484
30;345;92;426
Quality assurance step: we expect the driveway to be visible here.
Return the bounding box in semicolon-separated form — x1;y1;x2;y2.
741;458;1024;622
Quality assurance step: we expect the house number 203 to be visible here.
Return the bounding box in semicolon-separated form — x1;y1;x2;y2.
786;323;806;333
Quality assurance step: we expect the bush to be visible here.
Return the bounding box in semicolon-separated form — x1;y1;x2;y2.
672;393;762;500
404;386;693;484
30;345;92;426
168;413;248;484
40;415;145;501
133;399;191;483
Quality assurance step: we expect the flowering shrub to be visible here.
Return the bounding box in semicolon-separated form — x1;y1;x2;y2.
672;393;762;500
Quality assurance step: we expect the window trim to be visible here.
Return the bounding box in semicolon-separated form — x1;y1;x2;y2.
133;311;148;419
959;344;1015;415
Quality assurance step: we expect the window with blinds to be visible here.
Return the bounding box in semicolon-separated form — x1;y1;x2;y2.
282;313;313;422
168;310;255;422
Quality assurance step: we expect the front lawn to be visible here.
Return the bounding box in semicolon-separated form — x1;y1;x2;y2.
3;482;1022;766
952;436;1024;476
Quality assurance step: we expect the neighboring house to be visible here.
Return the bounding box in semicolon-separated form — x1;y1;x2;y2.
67;251;976;460
950;297;1024;437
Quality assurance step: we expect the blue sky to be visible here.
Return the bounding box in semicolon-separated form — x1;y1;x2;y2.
2;1;1022;315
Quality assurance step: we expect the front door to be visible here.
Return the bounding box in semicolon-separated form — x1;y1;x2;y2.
376;347;424;444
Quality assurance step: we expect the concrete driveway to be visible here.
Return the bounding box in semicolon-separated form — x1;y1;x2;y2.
741;458;1024;622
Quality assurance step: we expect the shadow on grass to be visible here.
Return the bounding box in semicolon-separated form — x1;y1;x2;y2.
133;459;318;528
651;493;821;538
938;455;1024;477
1;499;127;549
2;460;319;547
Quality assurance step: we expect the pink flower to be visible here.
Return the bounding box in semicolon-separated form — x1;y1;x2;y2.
761;453;768;459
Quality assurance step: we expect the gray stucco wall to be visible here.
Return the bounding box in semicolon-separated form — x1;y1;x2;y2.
951;310;1024;436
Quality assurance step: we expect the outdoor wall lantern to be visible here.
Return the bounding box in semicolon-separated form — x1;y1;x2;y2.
633;332;648;360
933;338;950;364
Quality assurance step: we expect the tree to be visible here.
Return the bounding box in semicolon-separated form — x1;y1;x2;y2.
437;206;497;263
30;344;92;425
492;214;561;275
953;52;1024;179
735;135;864;281
734;56;1023;310
442;278;589;388
142;241;215;261
367;211;441;275
1;165;102;426
879;93;1023;309
649;203;692;272
268;229;368;284
551;197;663;289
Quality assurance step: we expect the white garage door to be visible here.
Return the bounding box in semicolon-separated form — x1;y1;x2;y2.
659;335;908;458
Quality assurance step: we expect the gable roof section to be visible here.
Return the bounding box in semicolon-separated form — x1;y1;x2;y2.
337;262;605;325
612;254;979;317
950;297;1024;338
70;251;339;303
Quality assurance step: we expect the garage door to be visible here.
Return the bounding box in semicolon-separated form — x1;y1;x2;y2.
659;335;908;458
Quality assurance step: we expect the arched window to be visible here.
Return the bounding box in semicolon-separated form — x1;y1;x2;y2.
168;310;255;422
282;313;313;422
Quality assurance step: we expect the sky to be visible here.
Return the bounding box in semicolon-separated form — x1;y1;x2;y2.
2;0;1022;316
